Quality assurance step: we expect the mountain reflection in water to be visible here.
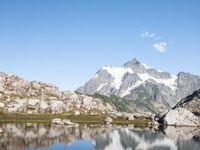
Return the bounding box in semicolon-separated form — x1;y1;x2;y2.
0;123;200;150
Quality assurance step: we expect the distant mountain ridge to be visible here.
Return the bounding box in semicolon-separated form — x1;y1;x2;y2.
77;58;200;113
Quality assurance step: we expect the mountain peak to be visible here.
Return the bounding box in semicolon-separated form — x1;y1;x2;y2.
129;58;140;64
123;58;141;67
77;58;200;112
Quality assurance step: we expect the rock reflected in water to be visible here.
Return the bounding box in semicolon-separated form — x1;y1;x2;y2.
0;123;200;150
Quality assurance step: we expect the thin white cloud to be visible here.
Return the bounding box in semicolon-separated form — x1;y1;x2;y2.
141;32;156;38
153;42;167;53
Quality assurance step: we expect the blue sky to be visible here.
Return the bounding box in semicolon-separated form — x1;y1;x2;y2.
0;0;200;90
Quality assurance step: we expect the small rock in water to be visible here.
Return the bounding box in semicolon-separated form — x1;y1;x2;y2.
62;119;74;125
74;111;80;115
51;118;75;125
127;116;135;121
51;118;63;125
105;116;112;124
0;128;3;134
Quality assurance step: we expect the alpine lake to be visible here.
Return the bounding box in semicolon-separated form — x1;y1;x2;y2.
0;122;200;150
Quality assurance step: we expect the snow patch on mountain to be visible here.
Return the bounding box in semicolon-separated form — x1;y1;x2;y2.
120;73;177;97
120;80;144;97
142;63;152;69
97;82;108;91
101;64;177;97
138;73;177;91
93;74;99;79
102;66;133;89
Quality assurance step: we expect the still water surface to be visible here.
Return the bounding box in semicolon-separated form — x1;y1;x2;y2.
0;123;200;150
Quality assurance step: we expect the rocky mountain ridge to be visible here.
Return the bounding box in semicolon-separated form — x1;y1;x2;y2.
0;72;121;116
77;58;200;113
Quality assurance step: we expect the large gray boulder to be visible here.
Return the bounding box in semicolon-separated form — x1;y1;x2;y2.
163;108;200;127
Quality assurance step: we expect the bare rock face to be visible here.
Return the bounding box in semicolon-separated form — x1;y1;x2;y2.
173;89;200;115
49;100;64;114
61;90;79;100
163;108;200;127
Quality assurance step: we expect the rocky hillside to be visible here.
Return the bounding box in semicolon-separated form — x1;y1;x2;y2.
173;89;200;116
92;93;166;114
0;72;120;116
77;58;200;112
158;89;200;127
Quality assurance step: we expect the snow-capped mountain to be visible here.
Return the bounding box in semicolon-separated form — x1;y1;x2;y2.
77;58;200;111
